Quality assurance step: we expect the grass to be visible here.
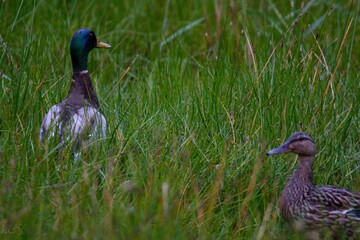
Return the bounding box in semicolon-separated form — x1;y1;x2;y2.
0;0;359;239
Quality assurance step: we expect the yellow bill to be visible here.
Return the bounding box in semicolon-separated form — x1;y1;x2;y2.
96;40;111;48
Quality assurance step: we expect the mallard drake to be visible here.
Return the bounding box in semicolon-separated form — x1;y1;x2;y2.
40;28;111;151
266;132;360;239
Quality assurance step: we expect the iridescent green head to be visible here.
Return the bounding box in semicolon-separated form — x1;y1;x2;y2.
70;28;111;72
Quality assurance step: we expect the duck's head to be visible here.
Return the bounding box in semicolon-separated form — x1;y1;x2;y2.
266;132;316;157
70;28;111;72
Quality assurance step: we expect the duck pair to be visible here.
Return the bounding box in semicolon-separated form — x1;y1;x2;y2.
40;29;360;239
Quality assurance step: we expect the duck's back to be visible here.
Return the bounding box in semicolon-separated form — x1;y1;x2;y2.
309;186;360;211
281;183;360;235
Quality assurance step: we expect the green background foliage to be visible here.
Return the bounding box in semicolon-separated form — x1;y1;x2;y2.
0;0;359;239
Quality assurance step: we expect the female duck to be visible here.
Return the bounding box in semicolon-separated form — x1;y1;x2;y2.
266;132;360;239
40;28;110;150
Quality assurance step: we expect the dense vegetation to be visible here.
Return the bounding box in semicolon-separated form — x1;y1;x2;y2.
0;0;359;239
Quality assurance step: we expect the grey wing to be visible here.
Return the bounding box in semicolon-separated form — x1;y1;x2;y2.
40;104;106;149
40;104;63;143
70;106;106;143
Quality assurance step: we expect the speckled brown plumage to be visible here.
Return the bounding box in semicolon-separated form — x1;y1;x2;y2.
266;132;360;239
